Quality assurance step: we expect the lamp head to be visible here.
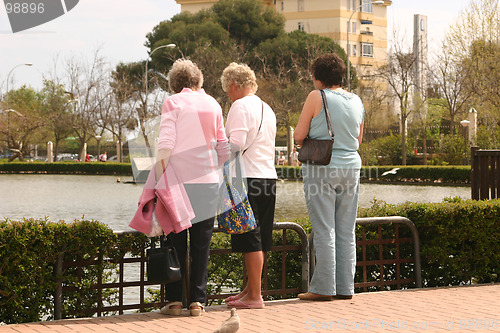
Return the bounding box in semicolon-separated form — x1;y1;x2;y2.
372;1;385;5
460;120;470;127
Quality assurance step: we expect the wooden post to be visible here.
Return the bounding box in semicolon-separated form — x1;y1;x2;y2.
471;147;479;200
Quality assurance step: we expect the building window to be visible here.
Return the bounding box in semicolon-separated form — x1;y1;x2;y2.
298;22;305;31
361;42;373;57
298;0;304;12
281;1;284;11
347;0;351;10
352;44;357;56
361;0;374;13
352;22;356;34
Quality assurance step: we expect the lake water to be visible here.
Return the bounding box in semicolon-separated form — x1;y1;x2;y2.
0;174;471;230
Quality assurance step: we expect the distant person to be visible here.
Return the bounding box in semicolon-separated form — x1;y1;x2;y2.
99;152;107;162
85;153;90;162
295;53;364;301
221;62;277;309
290;147;299;166
277;151;286;165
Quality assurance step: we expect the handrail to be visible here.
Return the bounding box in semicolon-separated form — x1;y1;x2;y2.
54;222;309;318
356;216;422;288
54;217;420;319
309;216;421;289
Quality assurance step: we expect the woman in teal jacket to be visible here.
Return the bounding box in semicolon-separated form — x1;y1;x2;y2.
295;53;364;301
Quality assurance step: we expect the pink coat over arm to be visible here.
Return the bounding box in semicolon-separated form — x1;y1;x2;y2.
129;164;194;236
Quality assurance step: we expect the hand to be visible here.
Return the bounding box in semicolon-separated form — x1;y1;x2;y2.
215;141;231;165
155;159;167;183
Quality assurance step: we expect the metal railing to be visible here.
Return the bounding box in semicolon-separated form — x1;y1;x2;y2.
54;217;421;319
309;216;422;290
209;222;309;302
471;146;500;200
54;222;308;319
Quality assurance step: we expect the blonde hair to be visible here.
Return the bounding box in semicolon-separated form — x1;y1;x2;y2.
220;62;258;93
167;59;203;93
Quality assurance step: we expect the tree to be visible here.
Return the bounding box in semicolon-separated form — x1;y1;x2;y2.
377;46;416;165
145;11;230;75
444;0;500;147
144;0;293;103
1;86;43;161
211;0;285;48
357;78;394;141
255;30;345;163
64;50;110;160
39;80;74;159
108;66;144;161
429;41;474;135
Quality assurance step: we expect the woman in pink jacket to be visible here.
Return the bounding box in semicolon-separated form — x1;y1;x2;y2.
157;59;228;317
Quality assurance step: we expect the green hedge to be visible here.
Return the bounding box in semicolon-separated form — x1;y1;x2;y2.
0;218;148;324
0;162;132;175
276;165;471;184
1;163;470;184
359;198;500;287
361;165;471;184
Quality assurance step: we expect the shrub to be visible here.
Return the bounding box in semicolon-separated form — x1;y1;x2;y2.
359;198;500;286
0;218;147;324
0;162;132;175
361;165;471;184
439;134;466;165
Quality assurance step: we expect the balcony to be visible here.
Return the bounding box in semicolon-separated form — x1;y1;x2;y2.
358;32;374;43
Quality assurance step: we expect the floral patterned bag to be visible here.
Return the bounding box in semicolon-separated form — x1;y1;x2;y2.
216;160;257;234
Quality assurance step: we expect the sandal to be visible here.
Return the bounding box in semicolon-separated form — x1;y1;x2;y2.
189;302;205;316
226;298;265;309
160;301;183;316
224;294;242;303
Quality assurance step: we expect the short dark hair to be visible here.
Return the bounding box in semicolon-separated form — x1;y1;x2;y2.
311;53;346;87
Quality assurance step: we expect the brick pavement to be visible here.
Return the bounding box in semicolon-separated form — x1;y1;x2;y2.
1;284;499;333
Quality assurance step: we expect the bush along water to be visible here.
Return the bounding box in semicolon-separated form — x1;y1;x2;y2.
1;162;470;185
359;198;500;286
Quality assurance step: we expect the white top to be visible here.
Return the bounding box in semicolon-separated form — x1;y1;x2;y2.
225;95;277;179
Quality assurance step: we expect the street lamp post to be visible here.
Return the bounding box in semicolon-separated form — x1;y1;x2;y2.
5;63;33;96
2;109;22;158
460;120;470;165
142;44;175;158
3;63;33;156
144;44;176;112
346;1;384;91
96;135;102;159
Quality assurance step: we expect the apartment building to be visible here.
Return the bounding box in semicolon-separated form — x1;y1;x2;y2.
175;0;392;88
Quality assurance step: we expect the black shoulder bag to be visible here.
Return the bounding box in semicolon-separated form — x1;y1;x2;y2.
146;235;182;284
298;90;334;165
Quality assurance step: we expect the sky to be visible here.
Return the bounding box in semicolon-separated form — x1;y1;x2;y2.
0;0;472;93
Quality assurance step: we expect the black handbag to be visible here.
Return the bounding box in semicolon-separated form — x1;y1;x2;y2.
146;235;182;284
298;90;334;165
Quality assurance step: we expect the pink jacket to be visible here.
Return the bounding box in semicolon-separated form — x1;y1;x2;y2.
158;88;228;184
129;164;194;235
